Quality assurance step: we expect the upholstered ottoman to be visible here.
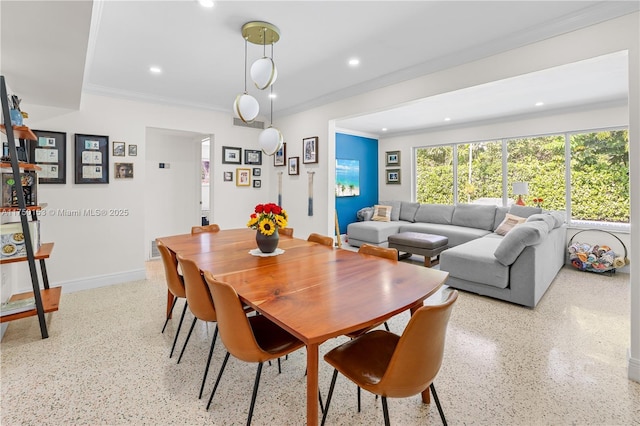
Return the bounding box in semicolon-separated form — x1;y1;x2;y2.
388;232;449;267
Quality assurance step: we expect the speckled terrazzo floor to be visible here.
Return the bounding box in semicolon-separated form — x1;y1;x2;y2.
1;256;639;426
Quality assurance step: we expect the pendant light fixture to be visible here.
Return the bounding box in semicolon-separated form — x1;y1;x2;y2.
233;36;259;123
239;21;283;155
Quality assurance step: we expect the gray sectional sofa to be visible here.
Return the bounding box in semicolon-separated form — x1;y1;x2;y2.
346;201;566;307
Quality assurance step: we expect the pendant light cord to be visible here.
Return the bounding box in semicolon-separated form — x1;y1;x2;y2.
244;38;248;93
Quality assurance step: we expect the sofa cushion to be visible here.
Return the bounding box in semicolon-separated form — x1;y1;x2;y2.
346;220;405;245
399;202;420;222
379;200;401;221
371;205;392;222
508;205;542;218
440;236;509;289
525;213;556;230
495;213;526;236
451;204;496;231
541;210;565;228
493;206;510;231
494;221;549;266
414;204;454;225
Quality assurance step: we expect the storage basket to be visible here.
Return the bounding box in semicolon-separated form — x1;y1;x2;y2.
568;229;629;274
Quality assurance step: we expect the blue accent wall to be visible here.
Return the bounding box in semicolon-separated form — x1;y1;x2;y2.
335;133;378;234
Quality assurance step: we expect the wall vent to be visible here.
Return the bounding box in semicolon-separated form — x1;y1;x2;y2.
233;118;265;129
150;240;160;258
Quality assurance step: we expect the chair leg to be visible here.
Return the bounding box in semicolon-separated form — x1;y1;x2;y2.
198;325;218;399
321;369;338;426
162;297;178;333
177;317;198;364
357;386;361;412
247;362;264;426
381;396;391;426
318;390;324;414
206;351;231;410
430;383;447;426
384;321;390;331
169;301;189;358
277;357;281;374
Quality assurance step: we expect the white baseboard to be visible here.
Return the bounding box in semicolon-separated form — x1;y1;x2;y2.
629;351;640;383
56;269;147;294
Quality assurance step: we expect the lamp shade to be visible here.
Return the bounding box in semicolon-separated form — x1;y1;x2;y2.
258;126;283;155
250;57;278;90
233;93;259;123
513;182;529;195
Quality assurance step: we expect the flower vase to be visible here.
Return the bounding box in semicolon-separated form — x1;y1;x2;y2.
256;230;279;253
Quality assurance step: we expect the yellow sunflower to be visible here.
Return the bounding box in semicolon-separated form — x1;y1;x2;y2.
258;218;276;235
247;216;259;228
275;215;287;228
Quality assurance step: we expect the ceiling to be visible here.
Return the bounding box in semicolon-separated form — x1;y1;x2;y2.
1;1;637;137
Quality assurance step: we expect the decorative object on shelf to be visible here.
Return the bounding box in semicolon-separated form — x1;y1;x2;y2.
386;150;400;166
533;197;544;207
274;142;286;166
236;168;251;186
568;229;629;274
513;182;528;206
1;171;37;207
288;156;299;175
247;202;288;253
386;168;401;184
128;144;137;156
113;141;125;157
114;162;134;179
30;130;66;184
244;149;262;165
74;133;109;184
222;146;242;164
302;136;318;164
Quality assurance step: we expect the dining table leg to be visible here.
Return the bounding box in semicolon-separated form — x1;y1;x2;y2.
306;342;320;426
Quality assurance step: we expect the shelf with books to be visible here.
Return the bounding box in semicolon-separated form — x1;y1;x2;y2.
0;287;61;323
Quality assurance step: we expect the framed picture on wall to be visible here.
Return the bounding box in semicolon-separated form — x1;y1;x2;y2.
128;144;138;156
74;133;109;184
236;168;251;186
386;169;401;184
274;143;286;166
30;130;66;184
253;179;261;188
386;150;400;166
244;149;262;165
222;146;242;164
114;162;134;179
335;159;360;197
302;136;318;164
113;141;125;157
288;156;299;175
223;171;233;182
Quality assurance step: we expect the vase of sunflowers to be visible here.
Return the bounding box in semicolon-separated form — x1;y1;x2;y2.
247;202;288;253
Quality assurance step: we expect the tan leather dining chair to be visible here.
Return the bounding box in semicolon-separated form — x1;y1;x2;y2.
157;240;189;359
358;243;398;261
278;227;294;237
321;290;459;426
175;254;221;399
191;224;220;234
307;232;334;247
203;271;305;425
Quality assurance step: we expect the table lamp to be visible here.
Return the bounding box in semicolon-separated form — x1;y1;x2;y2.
513;182;528;206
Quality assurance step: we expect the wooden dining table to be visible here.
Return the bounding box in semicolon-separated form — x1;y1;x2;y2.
156;228;449;426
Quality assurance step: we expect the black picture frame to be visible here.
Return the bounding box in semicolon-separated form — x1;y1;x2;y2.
252;168;261;177
244;149;262;165
74;133;109;184
223;171;233;182
274;142;286;166
222;146;242;164
30;130;66;184
288;156;299;175
253;179;261;188
302;136;318;164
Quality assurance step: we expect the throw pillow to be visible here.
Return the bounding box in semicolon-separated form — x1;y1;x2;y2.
495;213;526;236
371;205;392;222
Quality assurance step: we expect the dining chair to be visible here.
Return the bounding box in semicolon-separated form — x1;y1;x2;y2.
157;240;189;359
307;233;334;247
191;224;220;234
278;227;294;237
202;271;305;425
321;290;459;426
175;254;221;399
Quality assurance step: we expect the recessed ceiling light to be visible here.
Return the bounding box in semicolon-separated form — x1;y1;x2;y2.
348;58;360;67
198;0;214;7
382;128;388;132
444;117;451;122
149;66;162;74
535;101;544;106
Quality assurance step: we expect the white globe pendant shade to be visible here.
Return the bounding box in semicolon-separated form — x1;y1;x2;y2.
258;126;283;155
233;93;259;123
250;57;278;90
